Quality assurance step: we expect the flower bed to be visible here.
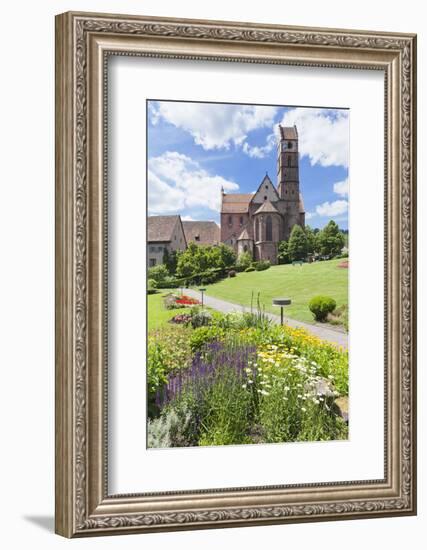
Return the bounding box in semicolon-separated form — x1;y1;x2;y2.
175;295;200;306
147;314;349;448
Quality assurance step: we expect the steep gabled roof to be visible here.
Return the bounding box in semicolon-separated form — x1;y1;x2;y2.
279;125;298;140
221;193;254;213
249;173;280;205
182;221;220;245
254;199;279;215
147;215;181;243
237;228;251;241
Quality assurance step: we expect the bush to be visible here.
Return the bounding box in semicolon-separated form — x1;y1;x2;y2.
254;260;271;271
156;276;180;289
228;269;236;278
147;405;194;448
190;307;212;329
309;295;337;322
190;325;225;352
236;251;252;271
147;278;158;294
245;266;255;272
147;264;169;283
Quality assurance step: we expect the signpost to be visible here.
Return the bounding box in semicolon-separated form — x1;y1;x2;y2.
272;298;292;325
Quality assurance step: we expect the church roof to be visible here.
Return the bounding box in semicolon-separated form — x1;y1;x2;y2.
237;228;251;241
182;221;220;246
254;199;279;215
279;125;298;140
221;193;254;213
147;215;182;243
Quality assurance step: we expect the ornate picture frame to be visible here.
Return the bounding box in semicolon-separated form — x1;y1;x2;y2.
55;11;417;537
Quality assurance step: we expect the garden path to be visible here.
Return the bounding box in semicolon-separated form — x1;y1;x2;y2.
185;289;348;349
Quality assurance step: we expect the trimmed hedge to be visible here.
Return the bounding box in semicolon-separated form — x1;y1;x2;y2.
309;295;337;322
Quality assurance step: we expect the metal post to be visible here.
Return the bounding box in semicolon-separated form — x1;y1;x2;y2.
199;288;206;309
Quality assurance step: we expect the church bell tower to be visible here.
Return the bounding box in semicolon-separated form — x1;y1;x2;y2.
277;124;300;201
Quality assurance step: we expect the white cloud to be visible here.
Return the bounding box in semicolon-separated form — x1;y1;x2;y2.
333;178;349;197
242;133;276;158
316;200;348;217
305;211;316;220
279;108;349;168
148;151;239;214
149;102;278;152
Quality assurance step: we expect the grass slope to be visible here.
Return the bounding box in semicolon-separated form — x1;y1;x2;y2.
198;258;348;324
147;291;193;331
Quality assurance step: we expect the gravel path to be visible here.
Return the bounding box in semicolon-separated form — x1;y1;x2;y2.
185;288;348;348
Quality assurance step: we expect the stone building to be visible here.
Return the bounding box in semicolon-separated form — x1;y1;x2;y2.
220;124;305;264
147;215;186;267
147;216;221;266
182;221;220;246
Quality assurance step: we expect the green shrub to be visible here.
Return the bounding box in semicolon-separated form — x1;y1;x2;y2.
190;307;212;329
236;251;252;271
156;276;180;289
147;278;158;294
147;405;194;448
254;260;271;271
309;295;337;322
147;264;169;283
190;325;225;352
245;266;255;272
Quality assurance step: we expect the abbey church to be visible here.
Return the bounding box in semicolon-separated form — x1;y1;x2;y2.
220;125;305;265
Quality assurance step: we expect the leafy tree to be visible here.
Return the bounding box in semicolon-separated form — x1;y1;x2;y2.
304;225;317;255
237;250;252;270
288;225;308;261
162;248;179;275
316;220;345;257
277;240;291;264
175;243;236;279
147;264;169;283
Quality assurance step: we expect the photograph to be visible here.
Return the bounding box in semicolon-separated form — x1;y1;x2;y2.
146;100;350;448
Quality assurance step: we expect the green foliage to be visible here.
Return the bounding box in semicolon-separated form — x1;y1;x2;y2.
315;220;345;257
254;260;271;271
288;224;308;261
328;304;349;331
147;264;169;283
309;295;337;322
190;307;213;329
147;278;158;294
237;250;252;271
147;326;193;413
189;325;225;352
176;242;236;280
304;225;317;255
245;266;255;272
277;240;291;264
162;248;179;275
156;276;180;289
147;405;194;448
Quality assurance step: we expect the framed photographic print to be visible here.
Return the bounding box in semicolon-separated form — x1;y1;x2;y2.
55;11;417;537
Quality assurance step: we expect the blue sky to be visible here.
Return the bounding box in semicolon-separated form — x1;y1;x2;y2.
147;101;349;230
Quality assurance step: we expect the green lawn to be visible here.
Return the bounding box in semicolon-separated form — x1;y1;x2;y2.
147;291;193;331
196;258;348;324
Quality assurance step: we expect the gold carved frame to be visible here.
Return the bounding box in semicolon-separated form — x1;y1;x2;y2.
55;11;417;537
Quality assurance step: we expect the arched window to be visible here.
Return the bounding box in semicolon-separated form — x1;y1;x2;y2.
239;216;243;227
266;215;273;241
287;155;292;167
255;218;259;241
228;215;232;227
243;245;248;253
